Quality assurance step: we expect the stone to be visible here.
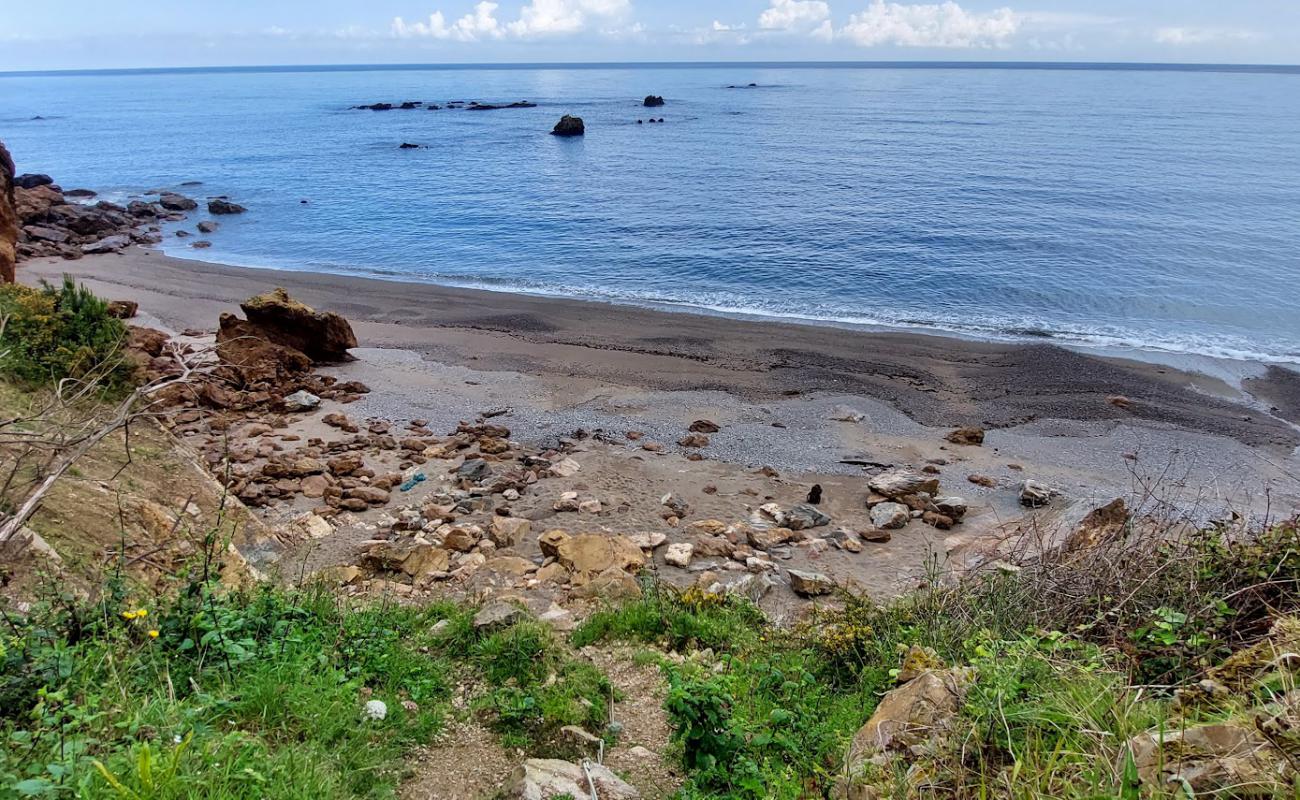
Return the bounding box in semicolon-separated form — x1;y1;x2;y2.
785;504;831;531
13;173;53;190
747;526;797;550
678;432;710;448
346;486;391;505
538;529;570;559
550;115;585;137
922;511;955;530
968;474;997;488
81;234;130;254
628;531;668;550
197;220;219;234
1127;721;1293;797
473;599;527;630
572;567;643;601
868;469;940;499
457;459;491;483
830;406;866;423
217;313;312;382
300;475;330;498
689;419;720;433
1019;480;1054;507
661;493;690;518
869;502;911;530
443;527;479;552
945;427;985;446
859;529;892;543
505;758;639;800
556;534;646;577
664;543;694;568
788;569;834;597
283;390;321;411
933;496;968;519
490;515;531;548
328;454;365;476
208;198;247;214
240;287;357;362
837;668;973;794
158;193;198;211
578;499;603;514
549;457;580;477
643;95;666;107
402;545;451;577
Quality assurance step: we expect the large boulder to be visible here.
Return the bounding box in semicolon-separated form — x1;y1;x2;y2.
14;184;63;225
239;288;357;363
550;115;585;137
208;198;246;215
643;95;666;107
868;469;940;499
0;141;15;283
555;533;645;578
216;313;312;383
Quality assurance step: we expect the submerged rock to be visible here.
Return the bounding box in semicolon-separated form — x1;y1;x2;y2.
643;95;666;107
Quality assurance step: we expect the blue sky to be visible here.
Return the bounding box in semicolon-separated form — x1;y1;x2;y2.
3;0;1297;71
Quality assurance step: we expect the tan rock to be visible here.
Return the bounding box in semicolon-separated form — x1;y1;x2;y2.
506;758;639;800
0;142;15;284
572;567;643;601
401;545;450;577
443;527;479;552
300;474;330;499
534;562;570;584
556;534;645;577
490;515;531;548
486;555;536;577
538;529;570;559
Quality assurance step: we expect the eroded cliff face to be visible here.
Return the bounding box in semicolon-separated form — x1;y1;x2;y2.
0;140;16;283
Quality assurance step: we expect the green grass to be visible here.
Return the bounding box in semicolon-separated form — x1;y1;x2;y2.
0;582;614;799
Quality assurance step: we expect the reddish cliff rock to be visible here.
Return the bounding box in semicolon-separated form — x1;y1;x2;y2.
0;141;16;283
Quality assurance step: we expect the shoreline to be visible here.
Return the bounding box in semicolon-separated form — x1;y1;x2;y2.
21;248;1300;454
155;245;1298;374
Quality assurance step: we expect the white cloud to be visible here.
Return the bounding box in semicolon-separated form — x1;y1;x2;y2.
507;0;630;37
759;0;831;32
841;0;1021;48
394;0;626;41
1154;26;1260;45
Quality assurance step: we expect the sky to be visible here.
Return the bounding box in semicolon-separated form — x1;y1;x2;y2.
2;0;1298;71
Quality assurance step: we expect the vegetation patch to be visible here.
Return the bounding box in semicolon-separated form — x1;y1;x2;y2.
0;277;133;391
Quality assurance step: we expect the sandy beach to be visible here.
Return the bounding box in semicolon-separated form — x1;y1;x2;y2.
19;249;1300;542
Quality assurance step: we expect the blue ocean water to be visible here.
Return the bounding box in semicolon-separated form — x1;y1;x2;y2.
2;63;1299;362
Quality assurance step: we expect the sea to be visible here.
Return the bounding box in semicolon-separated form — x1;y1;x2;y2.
2;62;1299;364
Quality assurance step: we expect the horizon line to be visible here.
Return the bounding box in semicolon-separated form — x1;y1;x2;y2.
3;59;1299;78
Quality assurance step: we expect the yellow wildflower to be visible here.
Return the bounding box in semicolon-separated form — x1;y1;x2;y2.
148;630;160;639
136;609;149;618
122;611;137;620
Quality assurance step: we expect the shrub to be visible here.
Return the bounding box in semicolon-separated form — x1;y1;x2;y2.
0;276;133;389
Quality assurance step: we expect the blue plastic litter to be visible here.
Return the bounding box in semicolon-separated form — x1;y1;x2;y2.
399;473;427;492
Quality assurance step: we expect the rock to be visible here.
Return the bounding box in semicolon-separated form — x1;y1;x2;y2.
1019;480;1054;507
361;700;388;721
788;569;834;597
327;454;365;476
1127;720;1294;796
300;475;330;498
869;502;911;530
678;433;710;448
506;758;639;800
868;469;940;499
197;220;219;234
13;173;53;190
831;406;866;423
549;457;580;477
457;458;491;483
283;390;321;411
689;419;720;433
922;511;955;530
346;486;391;506
629;531;668;550
81;234;130;254
557;534;645;577
785;504;831;531
550;115;585;137
105;300;138;319
661;493;690;518
837;668;973;794
402;545;451;577
158;193;198;211
643;95;666;107
664;543;694;568
859;529;891;543
443;527;479;552
208;198;246;214
967;474;997;488
0;143;17;283
240;287;357;362
945;427;985;446
490;516;531;548
747;526;797;550
216;313;312;382
398;142;423;149
933;496;968;519
537;528;571;559
474;599;527;630
578;499;603;514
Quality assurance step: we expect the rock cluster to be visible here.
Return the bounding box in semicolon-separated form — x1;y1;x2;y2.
551;115;585;137
865;468;968;533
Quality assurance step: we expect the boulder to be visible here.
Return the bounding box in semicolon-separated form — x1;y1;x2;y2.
785;504;831;531
282;390;321;411
158;193;198;211
208;198;246;215
664;542;694;568
81;234;130;254
788;569;834;597
869;502;910;530
643;95;666;107
474;600;527;630
490;515;531;548
197;220;219;234
550;115;585;137
1127;720;1295;796
216;313;312;382
13;173;53;190
868;469;940;499
401;545;450;577
1019;480;1054;507
0;141;15;283
837;667;973;796
506;758;639;800
556;534;645;577
239;288;357;363
945;427;985;446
